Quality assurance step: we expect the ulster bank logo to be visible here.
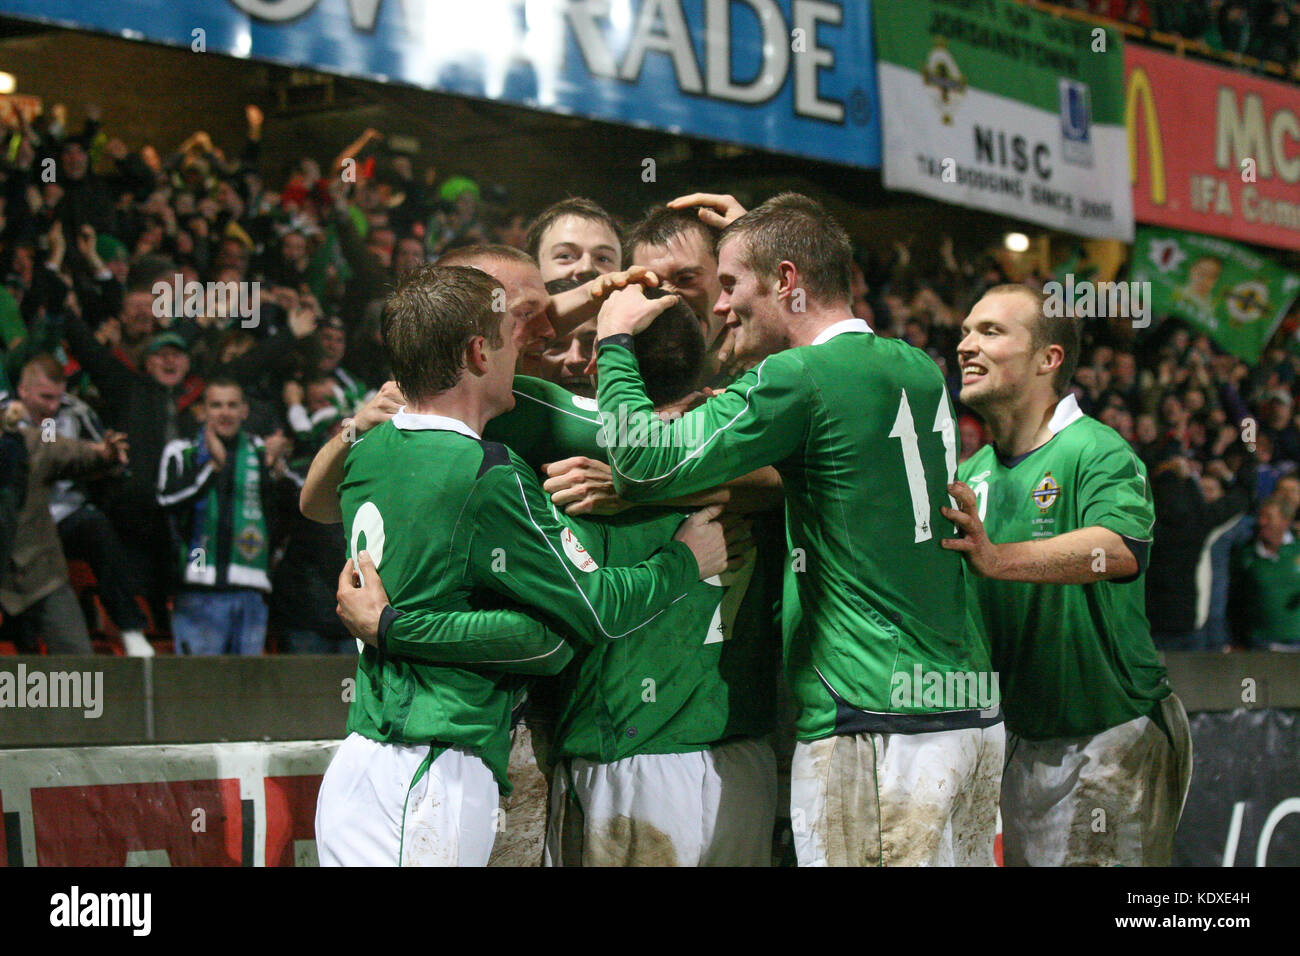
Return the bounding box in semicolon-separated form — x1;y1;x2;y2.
1032;473;1060;513
1060;79;1093;168
922;41;967;125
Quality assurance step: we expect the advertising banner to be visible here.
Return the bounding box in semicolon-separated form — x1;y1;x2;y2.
1126;45;1300;253
1174;708;1299;867
0;0;882;168
1129;226;1300;363
0;740;337;866
875;0;1133;239
0;712;1295;866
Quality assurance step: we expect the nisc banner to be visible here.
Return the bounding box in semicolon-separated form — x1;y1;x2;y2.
875;0;1133;240
1126;45;1300;253
3;0;881;169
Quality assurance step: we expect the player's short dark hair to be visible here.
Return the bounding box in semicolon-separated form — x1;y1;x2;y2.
633;288;705;407
625;206;719;267
525;197;623;262
435;243;535;271
717;193;852;306
985;284;1081;396
382;265;504;402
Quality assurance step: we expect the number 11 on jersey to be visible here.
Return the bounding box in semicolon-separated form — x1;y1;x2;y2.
888;390;958;544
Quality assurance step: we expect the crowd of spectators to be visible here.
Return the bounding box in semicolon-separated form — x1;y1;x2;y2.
1053;0;1300;74
0;92;1295;658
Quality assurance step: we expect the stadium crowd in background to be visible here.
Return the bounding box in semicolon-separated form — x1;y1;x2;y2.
1058;0;1300;73
0;92;1296;659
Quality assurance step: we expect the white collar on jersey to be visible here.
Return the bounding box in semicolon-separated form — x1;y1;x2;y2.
811;318;873;345
391;408;481;439
1046;393;1086;436
1256;530;1296;560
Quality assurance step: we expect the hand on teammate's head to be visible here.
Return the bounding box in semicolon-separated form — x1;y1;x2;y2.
587;265;659;304
666;193;747;230
595;284;680;340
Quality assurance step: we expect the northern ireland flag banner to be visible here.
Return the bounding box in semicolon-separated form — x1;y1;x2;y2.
875;0;1133;240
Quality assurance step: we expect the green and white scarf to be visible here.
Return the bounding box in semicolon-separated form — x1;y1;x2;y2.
183;431;270;592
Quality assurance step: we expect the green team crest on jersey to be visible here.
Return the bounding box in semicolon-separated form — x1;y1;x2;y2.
1030;472;1060;512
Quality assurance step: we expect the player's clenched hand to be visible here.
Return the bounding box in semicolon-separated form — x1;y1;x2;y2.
721;511;755;572
666;193;747;230
941;481;1005;578
541;457;629;516
336;550;389;646
596;284;680;339
351;381;405;436
673;503;728;579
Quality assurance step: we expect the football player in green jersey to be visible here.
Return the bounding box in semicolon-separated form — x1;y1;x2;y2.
593;193;1004;867
302;243;701;866
944;284;1193;866
434;243;665;865
328;292;785;866
312;265;730;866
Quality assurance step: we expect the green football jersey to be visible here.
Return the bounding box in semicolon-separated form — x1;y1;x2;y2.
596;325;992;741
958;395;1170;740
553;507;781;763
483;375;607;470
396;372;783;764
339;409;700;792
1230;536;1300;648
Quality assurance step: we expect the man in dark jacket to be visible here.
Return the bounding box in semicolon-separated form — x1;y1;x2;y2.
63;316;202;625
1146;452;1252;650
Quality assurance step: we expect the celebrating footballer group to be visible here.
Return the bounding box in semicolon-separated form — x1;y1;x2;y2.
301;190;1191;868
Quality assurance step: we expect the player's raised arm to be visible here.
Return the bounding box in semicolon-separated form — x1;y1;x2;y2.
593;288;810;501
465;453;727;644
300;381;404;523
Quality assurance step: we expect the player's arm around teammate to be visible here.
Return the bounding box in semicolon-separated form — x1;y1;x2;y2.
592;196;1005;866
942;483;1141;583
592;286;812;501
